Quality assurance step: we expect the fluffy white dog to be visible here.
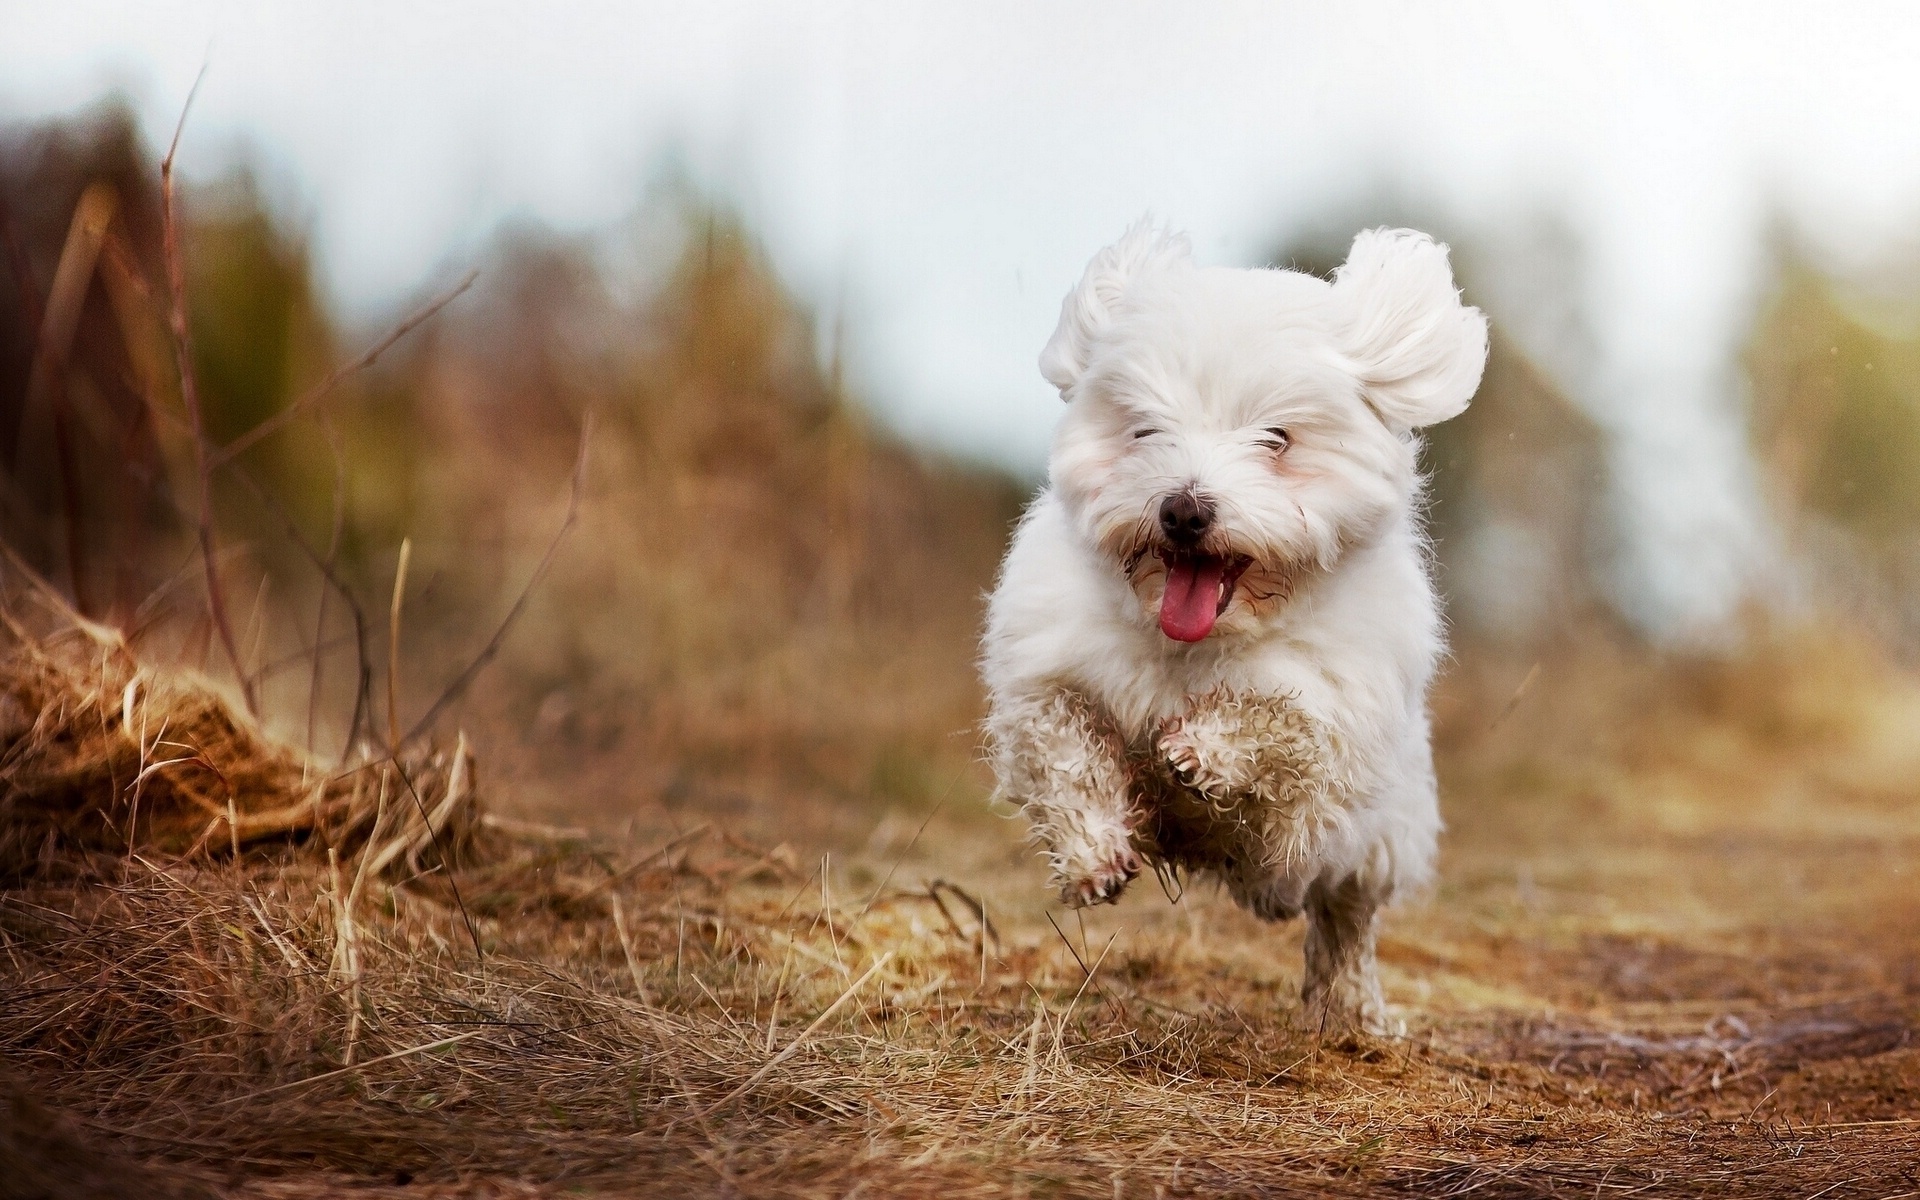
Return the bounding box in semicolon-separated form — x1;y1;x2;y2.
982;222;1487;1033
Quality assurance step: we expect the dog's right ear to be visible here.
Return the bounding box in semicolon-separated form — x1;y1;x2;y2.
1039;220;1191;397
1329;228;1488;432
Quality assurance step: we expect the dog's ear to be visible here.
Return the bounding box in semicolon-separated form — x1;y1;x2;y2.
1040;220;1191;397
1330;228;1489;432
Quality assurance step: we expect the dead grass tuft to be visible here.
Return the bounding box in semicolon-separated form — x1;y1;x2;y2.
0;606;478;884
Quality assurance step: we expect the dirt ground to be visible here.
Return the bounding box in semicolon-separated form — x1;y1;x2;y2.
4;624;1917;1199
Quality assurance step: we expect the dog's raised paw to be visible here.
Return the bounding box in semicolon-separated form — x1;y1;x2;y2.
1157;714;1234;798
1059;844;1141;908
1159;717;1201;782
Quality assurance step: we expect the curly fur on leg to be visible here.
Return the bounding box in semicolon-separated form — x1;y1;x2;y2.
1156;689;1351;880
989;690;1141;907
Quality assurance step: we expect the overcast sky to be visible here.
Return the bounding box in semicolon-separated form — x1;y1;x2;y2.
11;2;1920;636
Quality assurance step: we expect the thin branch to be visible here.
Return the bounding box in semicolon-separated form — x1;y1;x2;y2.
388;754;484;958
213;1029;484;1106
158;66;256;716
221;462;374;759
581;822;712;900
855;770;959;920
400;413;591;748
701;951;894;1118
0;537;122;646
252;631;357;686
0;200;43;466
1046;910;1091;979
16;185;118;616
207;270;478;471
307;418;347;755
1487;661;1542;734
164;65;208;166
1064;930;1119;1016
387;536;412;753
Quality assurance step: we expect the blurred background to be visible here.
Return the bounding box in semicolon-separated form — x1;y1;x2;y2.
7;1;1920;848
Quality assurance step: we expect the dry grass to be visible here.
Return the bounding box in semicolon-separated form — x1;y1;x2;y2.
0;610;479;886
3;607;1918;1199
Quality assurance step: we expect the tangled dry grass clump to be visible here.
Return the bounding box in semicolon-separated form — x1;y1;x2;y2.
4;603;1920;1199
0;602;479;885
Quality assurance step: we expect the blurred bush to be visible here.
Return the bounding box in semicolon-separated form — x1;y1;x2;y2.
0;103;1023;825
1749;260;1920;656
391;204;1025;812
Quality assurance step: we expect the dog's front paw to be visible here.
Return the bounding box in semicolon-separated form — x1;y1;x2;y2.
1159;715;1204;785
1157;713;1240;799
1055;840;1141;908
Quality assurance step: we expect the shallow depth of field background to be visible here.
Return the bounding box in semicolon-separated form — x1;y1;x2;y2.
3;7;1920;1197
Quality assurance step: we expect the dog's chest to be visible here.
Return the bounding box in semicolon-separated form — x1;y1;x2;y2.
1078;638;1279;740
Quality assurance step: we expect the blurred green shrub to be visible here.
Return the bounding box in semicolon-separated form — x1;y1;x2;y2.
1749;260;1920;652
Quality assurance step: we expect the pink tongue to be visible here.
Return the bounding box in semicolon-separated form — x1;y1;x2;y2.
1159;556;1229;642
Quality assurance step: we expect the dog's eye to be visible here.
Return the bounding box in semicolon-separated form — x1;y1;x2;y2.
1132;427;1161;441
1261;426;1292;451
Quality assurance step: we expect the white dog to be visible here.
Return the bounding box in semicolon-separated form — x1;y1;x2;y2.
982;222;1487;1033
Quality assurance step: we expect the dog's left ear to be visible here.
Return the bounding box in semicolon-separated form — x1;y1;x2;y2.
1040;220;1192;397
1330;228;1489;432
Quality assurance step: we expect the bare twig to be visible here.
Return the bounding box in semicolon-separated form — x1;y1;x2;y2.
855;770;958;920
213;1030;485;1106
582;822;712;900
220;461;374;762
207;269;477;471
387;752;484;958
400;413;591;748
111;214;445;763
702;951;894;1118
361;732;469;880
308;418;347;756
387;536;412;753
16;185;117;616
0;201;44;462
1046;910;1091;980
158;66;256;717
1487;661;1542;734
0;537;122;646
927;878;1001;955
1064;930;1119;1016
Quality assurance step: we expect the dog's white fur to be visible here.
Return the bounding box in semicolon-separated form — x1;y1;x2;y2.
982;222;1487;1033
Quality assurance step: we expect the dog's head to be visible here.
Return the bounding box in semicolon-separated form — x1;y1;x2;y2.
1041;222;1488;642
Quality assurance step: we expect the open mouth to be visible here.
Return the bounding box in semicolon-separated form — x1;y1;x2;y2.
1156;551;1251;642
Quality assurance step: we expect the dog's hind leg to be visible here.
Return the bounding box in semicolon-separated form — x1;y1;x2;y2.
1298;872;1395;1036
990;689;1141;907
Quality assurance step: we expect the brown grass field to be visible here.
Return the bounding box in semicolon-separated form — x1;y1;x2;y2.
3;591;1917;1199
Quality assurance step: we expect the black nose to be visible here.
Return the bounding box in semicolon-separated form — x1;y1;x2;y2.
1158;490;1215;547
